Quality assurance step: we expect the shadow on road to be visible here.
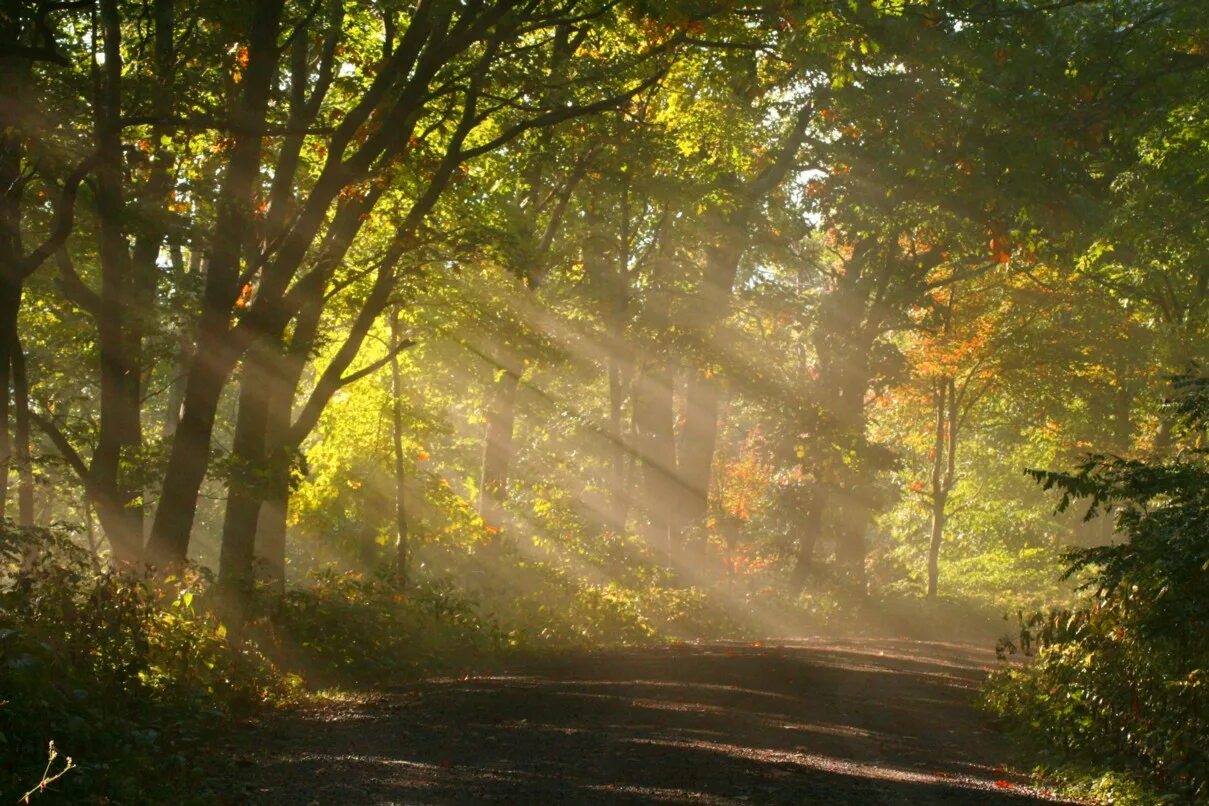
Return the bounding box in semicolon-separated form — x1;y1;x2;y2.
219;638;1071;804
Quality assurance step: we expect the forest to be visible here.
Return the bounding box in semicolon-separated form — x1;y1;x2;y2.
0;0;1206;803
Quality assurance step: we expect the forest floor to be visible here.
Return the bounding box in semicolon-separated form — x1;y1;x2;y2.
212;638;1080;805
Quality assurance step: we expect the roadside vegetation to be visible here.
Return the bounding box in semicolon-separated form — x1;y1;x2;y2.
0;0;1204;801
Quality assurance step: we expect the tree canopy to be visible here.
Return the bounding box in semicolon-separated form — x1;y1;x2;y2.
0;0;1206;800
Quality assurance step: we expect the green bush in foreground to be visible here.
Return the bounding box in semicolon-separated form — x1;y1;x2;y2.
985;375;1209;803
0;526;295;803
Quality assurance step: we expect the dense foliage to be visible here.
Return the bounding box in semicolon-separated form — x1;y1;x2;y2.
987;375;1209;802
0;527;290;801
0;0;1204;800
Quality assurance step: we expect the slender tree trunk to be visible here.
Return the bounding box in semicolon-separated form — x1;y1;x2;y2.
926;490;947;599
609;180;632;532
926;378;947;599
673;228;743;547
83;492;101;572
926;376;959;599
678;369;721;538
389;309;408;583
12;335;33;526
479;358;521;535
789;486;824;594
162;340;191;439
606;359;628;530
633;361;678;561
0;289;15;518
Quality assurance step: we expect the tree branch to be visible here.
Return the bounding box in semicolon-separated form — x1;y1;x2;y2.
19;152;101;278
28;409;90;484
336;337;416;387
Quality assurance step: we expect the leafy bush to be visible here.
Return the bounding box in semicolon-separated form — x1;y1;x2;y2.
266;569;506;685
985;375;1209;802
0;526;294;802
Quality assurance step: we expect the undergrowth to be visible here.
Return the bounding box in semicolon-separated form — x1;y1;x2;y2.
0;526;734;801
982;375;1209;804
2;518;1107;802
0;526;294;803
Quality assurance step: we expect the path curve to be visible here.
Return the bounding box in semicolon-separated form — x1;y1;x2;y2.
219;638;1075;804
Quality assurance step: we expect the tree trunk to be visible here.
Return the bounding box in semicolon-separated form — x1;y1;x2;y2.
0;289;15;518
91;0;146;561
479;360;520;535
161;339;191;439
0;21;33;524
835;512;869;594
789;486;824;594
251;247;403;592
633;361;678;561
253;354;293;595
586;187;629;533
145;0;284;564
678;369;721;540
148;348;237;563
218;344;275;599
256;480;289;595
926;375;959;599
389;309;408;583
926;490;947;599
12;335;33;526
606;358;629;531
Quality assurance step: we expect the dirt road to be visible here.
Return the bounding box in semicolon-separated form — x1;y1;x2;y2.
218;638;1072;804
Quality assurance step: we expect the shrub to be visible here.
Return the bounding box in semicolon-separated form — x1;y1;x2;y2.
266;569;505;685
985;374;1209;802
0;525;294;802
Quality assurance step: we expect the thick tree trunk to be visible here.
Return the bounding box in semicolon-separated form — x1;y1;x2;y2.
146;0;284;564
90;0;146;560
256;481;289;595
218;344;276;598
254;337;302;595
0;24;32;523
148;349;237;563
161;249;199;440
